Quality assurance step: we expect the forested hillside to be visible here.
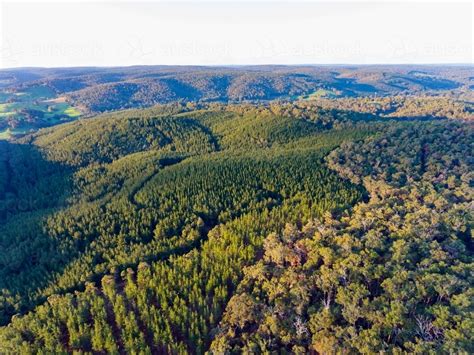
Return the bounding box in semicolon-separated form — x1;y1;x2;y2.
211;122;473;353
1;65;472;114
1;65;471;139
299;96;474;120
0;101;472;353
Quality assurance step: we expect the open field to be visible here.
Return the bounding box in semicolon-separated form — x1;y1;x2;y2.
0;85;82;139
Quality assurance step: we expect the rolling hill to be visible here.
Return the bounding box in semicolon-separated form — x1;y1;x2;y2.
0;65;471;140
1;65;472;114
0;101;472;353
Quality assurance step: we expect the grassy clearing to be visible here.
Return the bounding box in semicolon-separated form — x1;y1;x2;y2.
0;132;10;140
0;103;11;112
0;129;12;140
0;85;82;138
64;106;81;117
300;88;340;100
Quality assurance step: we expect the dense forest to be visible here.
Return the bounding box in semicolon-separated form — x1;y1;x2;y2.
0;89;472;353
211;122;473;353
1;65;472;114
299;96;474;120
1;65;471;140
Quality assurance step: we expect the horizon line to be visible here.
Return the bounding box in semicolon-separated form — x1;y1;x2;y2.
1;62;473;71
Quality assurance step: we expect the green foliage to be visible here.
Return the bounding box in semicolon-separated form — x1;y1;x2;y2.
3;65;470;114
0;85;82;139
305;95;474;120
0;103;370;352
30;114;217;166
211;121;473;354
0;101;471;354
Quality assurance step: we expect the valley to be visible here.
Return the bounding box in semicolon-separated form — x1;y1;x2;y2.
0;65;472;353
0;85;81;139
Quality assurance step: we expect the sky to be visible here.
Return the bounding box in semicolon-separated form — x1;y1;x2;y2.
0;0;472;68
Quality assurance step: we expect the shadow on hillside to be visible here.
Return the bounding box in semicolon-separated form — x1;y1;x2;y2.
0;140;74;325
327;108;450;125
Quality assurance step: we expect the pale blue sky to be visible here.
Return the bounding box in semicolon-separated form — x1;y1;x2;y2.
0;1;472;68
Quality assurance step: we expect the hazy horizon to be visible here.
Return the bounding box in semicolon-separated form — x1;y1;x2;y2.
1;63;473;71
1;1;472;68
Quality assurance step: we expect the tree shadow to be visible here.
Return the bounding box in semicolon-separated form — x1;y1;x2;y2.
0;140;74;325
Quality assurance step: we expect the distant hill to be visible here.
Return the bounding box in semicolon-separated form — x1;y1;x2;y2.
1;65;472;114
